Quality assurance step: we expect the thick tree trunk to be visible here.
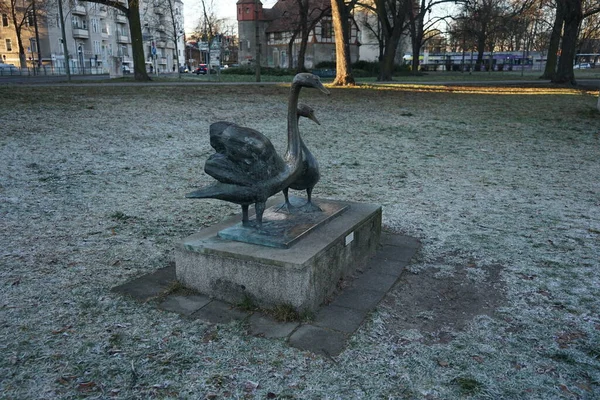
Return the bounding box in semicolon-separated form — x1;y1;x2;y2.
541;2;564;80
374;0;406;81
288;30;299;69
411;33;422;74
296;33;309;73
475;35;486;71
553;0;582;85
127;0;151;81
331;0;354;86
378;26;402;81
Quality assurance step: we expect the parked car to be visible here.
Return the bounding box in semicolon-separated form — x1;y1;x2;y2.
179;66;189;73
194;64;208;75
574;63;591;69
122;65;132;74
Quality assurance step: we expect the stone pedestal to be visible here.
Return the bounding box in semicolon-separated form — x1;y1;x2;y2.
175;197;382;311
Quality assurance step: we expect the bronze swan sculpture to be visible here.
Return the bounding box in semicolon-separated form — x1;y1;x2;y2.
186;73;329;227
279;103;322;213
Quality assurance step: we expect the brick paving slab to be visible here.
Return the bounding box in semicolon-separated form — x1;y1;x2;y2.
159;294;211;316
380;232;421;251
112;233;420;356
351;269;400;292
313;305;368;333
289;325;347;357
248;314;299;339
190;300;250;324
111;265;176;301
329;287;385;311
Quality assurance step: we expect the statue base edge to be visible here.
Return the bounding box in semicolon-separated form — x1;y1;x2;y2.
175;196;382;312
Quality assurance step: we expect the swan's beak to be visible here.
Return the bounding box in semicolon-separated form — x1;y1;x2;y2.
308;113;321;125
316;81;330;95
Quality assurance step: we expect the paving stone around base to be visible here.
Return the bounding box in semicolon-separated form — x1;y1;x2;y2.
158;294;211;316
288;325;348;357
189;300;251;325
111;231;420;356
248;314;299;339
111;264;176;302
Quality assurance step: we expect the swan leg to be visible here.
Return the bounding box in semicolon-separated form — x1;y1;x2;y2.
241;204;250;226
300;187;322;212
255;202;266;226
276;187;295;214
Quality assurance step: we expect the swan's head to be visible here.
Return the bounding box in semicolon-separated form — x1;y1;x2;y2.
293;73;330;95
297;103;320;125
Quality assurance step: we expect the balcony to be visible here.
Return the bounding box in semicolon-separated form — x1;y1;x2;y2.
116;14;127;24
158;57;167;65
97;6;108;18
117;35;130;44
72;5;87;15
72;28;89;39
157;24;165;32
154;8;164;15
156;40;166;48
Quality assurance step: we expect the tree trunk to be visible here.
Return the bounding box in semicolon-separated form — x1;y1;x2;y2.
553;0;582;85
331;0;354;86
541;2;564;80
378;25;403;81
296;2;309;74
127;0;151;81
409;11;423;75
296;32;309;73
288;30;299;69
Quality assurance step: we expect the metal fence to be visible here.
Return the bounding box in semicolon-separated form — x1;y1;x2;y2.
0;66;108;77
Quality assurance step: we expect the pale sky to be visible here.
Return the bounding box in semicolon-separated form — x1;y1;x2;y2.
184;0;277;33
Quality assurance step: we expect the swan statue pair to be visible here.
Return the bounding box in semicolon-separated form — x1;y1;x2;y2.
186;73;329;227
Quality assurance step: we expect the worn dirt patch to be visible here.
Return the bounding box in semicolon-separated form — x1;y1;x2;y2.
380;263;505;344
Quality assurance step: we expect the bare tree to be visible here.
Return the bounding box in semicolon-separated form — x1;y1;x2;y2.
552;0;600;84
407;0;466;75
0;0;48;68
82;0;150;80
330;0;358;85
285;0;330;73
372;0;409;81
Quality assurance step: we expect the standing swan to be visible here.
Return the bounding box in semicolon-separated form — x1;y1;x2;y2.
279;104;322;213
186;73;329;227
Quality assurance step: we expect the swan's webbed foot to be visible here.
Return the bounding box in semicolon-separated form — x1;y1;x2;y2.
298;201;322;213
275;201;295;214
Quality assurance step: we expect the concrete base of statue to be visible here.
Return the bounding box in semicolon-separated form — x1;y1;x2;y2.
175;196;382;312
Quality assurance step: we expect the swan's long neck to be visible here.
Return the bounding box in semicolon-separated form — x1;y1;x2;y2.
285;82;302;163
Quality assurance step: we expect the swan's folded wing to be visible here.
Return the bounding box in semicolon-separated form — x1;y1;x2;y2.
212;124;278;162
204;153;255;186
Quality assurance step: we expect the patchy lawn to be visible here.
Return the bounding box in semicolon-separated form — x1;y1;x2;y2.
1;82;599;398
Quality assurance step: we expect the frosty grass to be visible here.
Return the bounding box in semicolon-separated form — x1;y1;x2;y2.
1;82;599;399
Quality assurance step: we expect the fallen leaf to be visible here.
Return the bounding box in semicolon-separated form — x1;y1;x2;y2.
437;360;449;367
472;355;484;363
78;381;98;392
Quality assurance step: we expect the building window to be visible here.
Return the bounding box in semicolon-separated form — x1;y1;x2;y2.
5;39;12;52
26;11;34;27
91;18;98;33
274;32;282;41
321;20;332;39
2;13;9;27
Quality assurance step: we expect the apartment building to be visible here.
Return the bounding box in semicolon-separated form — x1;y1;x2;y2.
0;0;184;73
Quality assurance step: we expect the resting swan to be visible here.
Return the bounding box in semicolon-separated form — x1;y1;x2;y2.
186;73;329;227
